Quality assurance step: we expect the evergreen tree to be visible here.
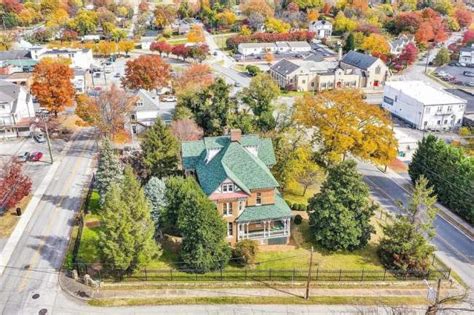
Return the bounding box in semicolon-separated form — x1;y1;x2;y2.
144;176;167;233
141;117;179;179
160;176;199;235
308;160;376;251
344;32;355;52
95;138;122;204
177;184;231;272
409;135;474;224
378;177;437;272
98;167;161;274
178;78;234;135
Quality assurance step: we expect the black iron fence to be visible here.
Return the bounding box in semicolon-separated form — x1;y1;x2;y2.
73;263;450;283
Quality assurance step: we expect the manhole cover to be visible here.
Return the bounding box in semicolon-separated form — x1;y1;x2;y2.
38;309;48;315
24;265;30;270
32;293;40;300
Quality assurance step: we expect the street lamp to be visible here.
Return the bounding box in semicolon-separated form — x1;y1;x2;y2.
35;113;53;164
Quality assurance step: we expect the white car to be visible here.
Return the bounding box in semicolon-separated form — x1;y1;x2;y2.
161;95;177;102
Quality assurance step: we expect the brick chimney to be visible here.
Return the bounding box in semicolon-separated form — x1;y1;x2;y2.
230;129;241;142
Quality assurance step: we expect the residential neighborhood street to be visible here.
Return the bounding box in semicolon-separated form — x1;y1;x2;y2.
358;161;474;290
0;128;97;315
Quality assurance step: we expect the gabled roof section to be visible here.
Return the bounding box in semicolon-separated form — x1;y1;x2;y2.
341;51;378;70
270;59;300;76
237;192;291;222
182;134;279;196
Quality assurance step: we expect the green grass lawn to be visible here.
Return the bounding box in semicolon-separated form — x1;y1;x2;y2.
167;36;188;45
212;32;237;49
283;183;319;206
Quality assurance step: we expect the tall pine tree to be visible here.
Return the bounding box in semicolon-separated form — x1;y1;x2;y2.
141;117;179;179
144;176;167;234
378;176;437;272
308;160;376;251
177;184;231;272
99;166;161;273
95;138;122;204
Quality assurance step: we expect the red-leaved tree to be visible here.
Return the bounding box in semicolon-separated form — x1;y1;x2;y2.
463;30;474;44
455;8;472;28
150;41;172;56
0;159;32;210
170;119;204;141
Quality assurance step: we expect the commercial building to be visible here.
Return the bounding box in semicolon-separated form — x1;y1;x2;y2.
340;51;389;88
237;41;311;56
382;81;466;131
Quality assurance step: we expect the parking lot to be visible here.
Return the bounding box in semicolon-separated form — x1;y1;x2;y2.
0;136;66;190
435;64;474;86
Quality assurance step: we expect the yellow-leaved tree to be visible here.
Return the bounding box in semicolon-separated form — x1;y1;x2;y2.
294;89;397;167
187;25;205;43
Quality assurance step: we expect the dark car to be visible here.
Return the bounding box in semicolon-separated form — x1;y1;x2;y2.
29;152;43;162
17;152;30;162
463;71;474;77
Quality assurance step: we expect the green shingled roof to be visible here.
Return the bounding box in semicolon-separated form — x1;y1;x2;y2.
181;134;278;196
237;193;291;222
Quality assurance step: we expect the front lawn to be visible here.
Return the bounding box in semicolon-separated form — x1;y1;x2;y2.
212;32;237;49
283;183;319;206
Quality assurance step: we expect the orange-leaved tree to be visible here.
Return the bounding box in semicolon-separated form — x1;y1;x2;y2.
174;63;214;94
294;89;397;167
122;54;171;91
31;58;75;117
75;84;137;141
187;24;205;43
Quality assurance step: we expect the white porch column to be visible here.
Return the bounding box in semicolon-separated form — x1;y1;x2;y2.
246;222;249;239
263;221;267;238
267;220;271;237
286;218;291;236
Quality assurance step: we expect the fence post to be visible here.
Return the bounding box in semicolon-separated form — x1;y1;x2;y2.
220;268;223;281
195;272;198;281
245;268;247;281
315;267;319;281
292;268;295;282
170;269;173;281
144;267;147;281
383;269;386;281
361;269;364;282
339;269;342;281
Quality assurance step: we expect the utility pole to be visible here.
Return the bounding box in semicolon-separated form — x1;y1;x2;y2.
305;246;314;300
44;118;53;164
425;278;442;315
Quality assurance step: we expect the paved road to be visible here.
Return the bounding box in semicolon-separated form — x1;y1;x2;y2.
358;160;474;290
0;128;97;315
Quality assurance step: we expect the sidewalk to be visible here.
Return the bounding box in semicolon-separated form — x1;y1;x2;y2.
0;132;79;276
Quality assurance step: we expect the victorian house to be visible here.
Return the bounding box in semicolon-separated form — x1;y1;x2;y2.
181;129;291;245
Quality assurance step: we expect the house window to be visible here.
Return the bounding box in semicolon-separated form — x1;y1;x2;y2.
227;222;233;237
222;183;234;192
311;82;315;87
256;193;262;205
437;106;442;113
437;120;441;125
302;80;306;84
425;107;430;113
137;101;143;107
239;200;245;212
447;106;452;112
224;202;233;216
0;104;5;109
375;66;381;74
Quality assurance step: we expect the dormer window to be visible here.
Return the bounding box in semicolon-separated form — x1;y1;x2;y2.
256;193;262;205
222;183;234;192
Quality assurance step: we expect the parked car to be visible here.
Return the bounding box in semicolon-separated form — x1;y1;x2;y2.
114;73;121;78
17;152;30;162
234;82;241;87
29;152;43;161
33;133;46;143
448;62;462;67
94;72;101;78
161;95;177;102
463;71;474;77
467;82;474;87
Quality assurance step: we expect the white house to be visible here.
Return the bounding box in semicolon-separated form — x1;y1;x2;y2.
237;41;311;56
309;20;332;39
0;80;35;138
382;81;466;131
130;89;176;134
39;48;94;69
389;34;415;56
459;44;474;65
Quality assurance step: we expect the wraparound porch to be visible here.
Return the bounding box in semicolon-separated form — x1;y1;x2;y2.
237;218;291;243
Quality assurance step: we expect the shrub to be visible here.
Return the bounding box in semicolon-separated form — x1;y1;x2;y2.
246;65;261;76
232;240;259;266
294;214;303;225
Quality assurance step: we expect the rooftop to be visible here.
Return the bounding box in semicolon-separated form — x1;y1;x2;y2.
182;134;278;195
270;59;300;76
237;192;291;222
385;81;467;106
341;51;378;70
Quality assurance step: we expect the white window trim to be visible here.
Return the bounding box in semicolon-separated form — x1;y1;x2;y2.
227;222;233;237
223;202;233;216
